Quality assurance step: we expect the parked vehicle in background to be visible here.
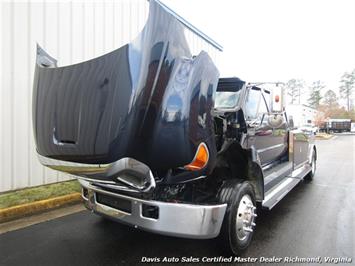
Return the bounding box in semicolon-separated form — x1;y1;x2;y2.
351;122;355;133
31;0;317;256
299;125;318;135
327;119;351;133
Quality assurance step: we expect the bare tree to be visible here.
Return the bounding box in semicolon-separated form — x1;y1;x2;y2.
285;79;304;104
308;80;324;108
339;69;355;111
323;89;338;108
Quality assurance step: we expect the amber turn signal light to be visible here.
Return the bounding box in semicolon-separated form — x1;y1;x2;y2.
184;143;209;171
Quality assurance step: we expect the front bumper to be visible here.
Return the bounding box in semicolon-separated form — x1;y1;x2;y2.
79;180;227;239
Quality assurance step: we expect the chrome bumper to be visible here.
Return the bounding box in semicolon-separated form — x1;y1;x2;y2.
38;155;156;192
79;180;227;239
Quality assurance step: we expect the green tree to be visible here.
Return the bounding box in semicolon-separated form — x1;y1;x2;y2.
323;89;338;108
308;80;324;108
339;69;355;111
285;79;304;104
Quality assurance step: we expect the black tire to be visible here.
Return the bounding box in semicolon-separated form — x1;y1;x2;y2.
217;179;256;255
305;152;316;181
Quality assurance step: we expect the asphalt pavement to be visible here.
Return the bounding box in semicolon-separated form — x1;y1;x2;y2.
0;135;354;266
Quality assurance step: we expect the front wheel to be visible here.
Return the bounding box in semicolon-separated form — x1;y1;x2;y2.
217;180;257;255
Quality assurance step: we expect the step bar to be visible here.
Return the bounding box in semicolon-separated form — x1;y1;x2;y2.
262;177;300;210
262;163;312;210
263;162;293;191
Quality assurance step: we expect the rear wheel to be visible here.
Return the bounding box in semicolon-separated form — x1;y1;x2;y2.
305;152;316;181
217;179;257;255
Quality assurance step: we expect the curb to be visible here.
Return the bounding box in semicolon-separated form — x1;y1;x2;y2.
315;134;334;140
0;193;82;223
315;136;333;140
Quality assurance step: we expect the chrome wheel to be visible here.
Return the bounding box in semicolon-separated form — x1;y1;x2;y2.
235;194;257;241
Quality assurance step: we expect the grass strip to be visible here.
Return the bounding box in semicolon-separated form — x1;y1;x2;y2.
0;180;81;209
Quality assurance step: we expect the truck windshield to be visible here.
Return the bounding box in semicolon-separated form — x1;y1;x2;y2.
214;91;240;109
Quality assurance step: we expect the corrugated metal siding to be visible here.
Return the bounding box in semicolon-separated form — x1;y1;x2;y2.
0;0;220;192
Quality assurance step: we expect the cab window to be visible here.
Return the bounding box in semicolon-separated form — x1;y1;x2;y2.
215;91;241;109
259;92;269;125
262;90;271;112
245;88;261;120
259;94;268;114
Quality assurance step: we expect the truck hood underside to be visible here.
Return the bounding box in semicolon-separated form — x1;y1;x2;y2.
33;0;219;174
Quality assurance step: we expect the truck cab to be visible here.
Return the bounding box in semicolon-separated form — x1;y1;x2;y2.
214;78;316;203
216;78;288;166
32;0;317;256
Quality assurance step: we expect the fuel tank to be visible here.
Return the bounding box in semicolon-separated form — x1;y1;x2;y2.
32;0;220;177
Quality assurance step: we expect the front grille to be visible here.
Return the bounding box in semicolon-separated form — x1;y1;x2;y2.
94;183;152;200
96;193;132;214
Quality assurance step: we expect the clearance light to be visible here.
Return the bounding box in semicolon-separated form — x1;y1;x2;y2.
184;143;209;171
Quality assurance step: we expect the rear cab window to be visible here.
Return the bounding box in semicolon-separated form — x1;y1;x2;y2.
214;78;245;109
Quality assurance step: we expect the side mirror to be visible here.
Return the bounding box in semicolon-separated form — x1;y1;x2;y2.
267;113;284;128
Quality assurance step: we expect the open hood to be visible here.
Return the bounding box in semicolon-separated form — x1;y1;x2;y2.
33;0;220;176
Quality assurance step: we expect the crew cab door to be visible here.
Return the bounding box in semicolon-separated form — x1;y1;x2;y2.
245;87;288;166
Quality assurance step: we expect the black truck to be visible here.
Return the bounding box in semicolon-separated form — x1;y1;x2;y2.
325;119;352;133
32;0;317;255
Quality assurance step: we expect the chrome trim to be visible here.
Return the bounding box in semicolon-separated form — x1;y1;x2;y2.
291;164;311;179
38;155;156;192
289;131;294;167
37;154;111;174
263;162;292;186
80;180;227;239
262;177;300;209
81;187;88;201
113;159;156;192
76;176;116;185
236;194;256;241
90;182;144;193
179;175;207;184
264;178;294;203
257;143;285;154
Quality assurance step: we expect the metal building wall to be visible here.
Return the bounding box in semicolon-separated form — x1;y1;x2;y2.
0;0;220;192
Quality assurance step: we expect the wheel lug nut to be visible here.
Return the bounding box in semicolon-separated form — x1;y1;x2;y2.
243;227;253;232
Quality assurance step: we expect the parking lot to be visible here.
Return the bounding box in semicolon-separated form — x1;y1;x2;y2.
0;135;354;265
